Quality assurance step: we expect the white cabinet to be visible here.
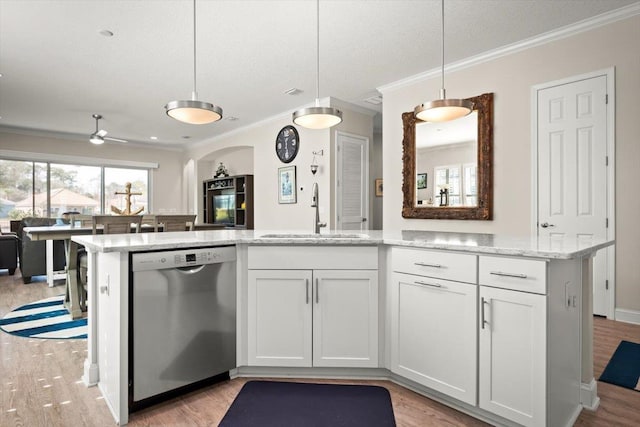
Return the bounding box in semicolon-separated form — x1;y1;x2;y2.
313;270;378;367
478;255;582;427
247;246;379;368
390;247;477;405
390;271;477;405
247;269;312;367
478;285;546;426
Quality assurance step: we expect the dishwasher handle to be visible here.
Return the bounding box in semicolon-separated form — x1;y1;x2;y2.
175;265;207;274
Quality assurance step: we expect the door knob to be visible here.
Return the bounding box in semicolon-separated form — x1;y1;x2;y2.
362;218;367;222
540;222;555;228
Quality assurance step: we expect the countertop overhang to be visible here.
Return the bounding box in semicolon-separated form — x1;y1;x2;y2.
68;229;614;260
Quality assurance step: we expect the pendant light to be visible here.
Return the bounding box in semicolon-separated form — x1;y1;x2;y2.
414;0;473;122
292;0;342;129
165;0;222;125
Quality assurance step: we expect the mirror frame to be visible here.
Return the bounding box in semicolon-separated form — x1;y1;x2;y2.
402;92;493;220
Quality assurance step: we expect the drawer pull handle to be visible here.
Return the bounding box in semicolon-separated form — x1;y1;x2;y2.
315;278;319;304
306;279;309;304
490;271;528;279
415;281;442;288
414;262;442;268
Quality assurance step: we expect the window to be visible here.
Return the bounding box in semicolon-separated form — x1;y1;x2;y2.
434;163;477;207
0;158;151;230
104;167;148;215
50;163;101;217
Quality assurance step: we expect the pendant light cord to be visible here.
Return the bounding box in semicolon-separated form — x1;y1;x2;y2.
192;0;197;99
315;0;320;105
440;0;445;96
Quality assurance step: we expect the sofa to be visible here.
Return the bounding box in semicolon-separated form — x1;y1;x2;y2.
17;217;66;284
0;227;18;275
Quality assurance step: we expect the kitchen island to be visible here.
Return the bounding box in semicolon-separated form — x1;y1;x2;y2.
73;230;612;426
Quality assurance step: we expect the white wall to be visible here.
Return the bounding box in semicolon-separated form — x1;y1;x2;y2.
381;15;640;311
0;132;185;215
188;102;374;231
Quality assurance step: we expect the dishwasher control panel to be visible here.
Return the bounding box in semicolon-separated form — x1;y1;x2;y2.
131;246;236;271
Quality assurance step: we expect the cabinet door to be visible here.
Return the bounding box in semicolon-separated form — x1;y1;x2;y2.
479;286;546;427
390;272;477;405
313;270;378;368
248;270;312;367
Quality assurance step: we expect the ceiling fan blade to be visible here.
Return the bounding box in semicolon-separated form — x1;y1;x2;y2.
96;129;108;137
104;136;128;143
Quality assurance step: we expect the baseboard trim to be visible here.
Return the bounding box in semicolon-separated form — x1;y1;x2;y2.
83;360;99;387
615;308;640;325
581;379;600;411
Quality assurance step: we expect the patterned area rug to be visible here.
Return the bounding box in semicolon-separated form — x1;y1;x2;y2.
0;295;87;339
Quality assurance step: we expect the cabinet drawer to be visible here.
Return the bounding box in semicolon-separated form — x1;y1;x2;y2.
391;247;477;284
479;256;547;294
248;245;377;270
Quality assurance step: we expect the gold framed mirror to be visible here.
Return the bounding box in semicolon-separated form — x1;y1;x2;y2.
402;92;493;220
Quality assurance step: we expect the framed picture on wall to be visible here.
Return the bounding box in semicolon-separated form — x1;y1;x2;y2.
375;178;383;197
278;166;297;204
417;173;427;189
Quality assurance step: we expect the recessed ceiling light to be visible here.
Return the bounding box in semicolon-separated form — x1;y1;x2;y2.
149;136;158;140
99;30;114;37
181;136;191;139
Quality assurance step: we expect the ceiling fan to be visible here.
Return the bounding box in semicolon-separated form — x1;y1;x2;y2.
89;114;128;144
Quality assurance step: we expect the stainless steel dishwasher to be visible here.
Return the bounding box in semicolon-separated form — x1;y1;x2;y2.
129;246;236;410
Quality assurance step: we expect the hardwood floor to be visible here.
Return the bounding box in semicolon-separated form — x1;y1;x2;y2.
1;270;639;426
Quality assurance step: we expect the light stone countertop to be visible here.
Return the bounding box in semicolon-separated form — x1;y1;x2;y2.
68;229;614;260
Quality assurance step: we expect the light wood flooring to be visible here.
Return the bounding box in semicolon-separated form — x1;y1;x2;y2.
1;270;638;426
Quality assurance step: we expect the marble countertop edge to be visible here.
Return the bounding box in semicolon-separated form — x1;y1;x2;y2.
70;230;614;260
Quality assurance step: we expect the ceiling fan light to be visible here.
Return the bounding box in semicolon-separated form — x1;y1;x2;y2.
89;134;104;145
414;98;474;122
292;106;342;129
165;99;223;125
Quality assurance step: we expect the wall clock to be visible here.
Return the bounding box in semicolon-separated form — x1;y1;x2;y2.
275;125;299;163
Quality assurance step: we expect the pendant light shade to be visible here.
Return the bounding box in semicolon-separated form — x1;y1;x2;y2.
414;0;473;123
293;106;342;129
292;0;342;129
165;0;222;125
165;98;222;125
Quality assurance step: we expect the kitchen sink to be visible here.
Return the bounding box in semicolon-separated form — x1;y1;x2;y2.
259;233;369;239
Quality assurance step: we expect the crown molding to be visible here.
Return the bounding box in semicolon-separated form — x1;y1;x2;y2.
0;125;183;152
378;2;640;94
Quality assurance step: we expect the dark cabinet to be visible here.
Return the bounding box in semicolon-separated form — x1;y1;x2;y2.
203;175;253;229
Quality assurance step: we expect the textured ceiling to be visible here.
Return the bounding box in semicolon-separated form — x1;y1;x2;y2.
0;0;637;149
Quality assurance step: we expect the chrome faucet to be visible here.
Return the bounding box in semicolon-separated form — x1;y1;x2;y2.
311;182;327;234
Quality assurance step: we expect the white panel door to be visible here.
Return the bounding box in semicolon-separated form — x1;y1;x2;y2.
479;286;546;427
537;75;609;315
336;132;369;230
247;270;313;367
313;270;378;367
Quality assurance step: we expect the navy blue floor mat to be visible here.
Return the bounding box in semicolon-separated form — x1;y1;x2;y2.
599;340;640;392
219;381;396;427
